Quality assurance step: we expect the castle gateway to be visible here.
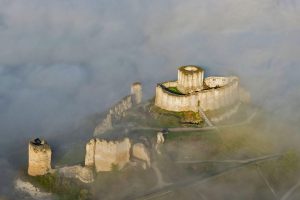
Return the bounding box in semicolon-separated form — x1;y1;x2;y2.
155;65;240;112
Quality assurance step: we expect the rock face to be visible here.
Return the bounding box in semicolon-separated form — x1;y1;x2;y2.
157;132;165;144
15;178;52;200
58;165;94;183
131;82;142;104
84;138;131;172
85;138;96;167
132;143;151;167
28;139;52;176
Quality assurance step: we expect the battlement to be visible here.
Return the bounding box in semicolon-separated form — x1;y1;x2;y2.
155;66;240;112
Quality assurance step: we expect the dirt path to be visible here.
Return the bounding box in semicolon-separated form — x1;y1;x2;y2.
280;179;300;200
129;154;282;200
198;106;214;127
151;162;170;188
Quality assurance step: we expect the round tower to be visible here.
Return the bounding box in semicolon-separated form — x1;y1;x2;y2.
28;138;52;176
177;65;204;94
131;82;142;104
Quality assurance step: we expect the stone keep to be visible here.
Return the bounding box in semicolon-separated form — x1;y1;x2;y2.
131;82;142;104
28;138;52;176
155;66;240;112
177;66;204;94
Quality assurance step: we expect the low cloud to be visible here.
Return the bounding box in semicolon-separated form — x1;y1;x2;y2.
0;1;299;197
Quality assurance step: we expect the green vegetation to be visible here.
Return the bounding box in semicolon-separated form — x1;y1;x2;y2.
259;149;300;188
111;163;120;172
166;130;218;141
26;173;91;200
167;87;184;95
149;105;203;127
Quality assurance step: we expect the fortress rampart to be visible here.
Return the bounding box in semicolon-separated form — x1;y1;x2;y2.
94;83;142;136
155;66;240;112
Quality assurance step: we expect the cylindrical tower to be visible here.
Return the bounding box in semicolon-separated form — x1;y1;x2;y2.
131;82;142;104
177;66;204;94
28;138;52;176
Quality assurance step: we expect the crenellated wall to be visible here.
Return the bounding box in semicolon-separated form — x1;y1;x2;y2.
94;95;132;136
155;76;240;112
205;76;236;88
94;83;143;136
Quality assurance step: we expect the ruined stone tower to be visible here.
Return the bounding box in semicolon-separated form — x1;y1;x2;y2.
84;138;131;172
28;138;52;176
131;82;142;104
177;65;204;94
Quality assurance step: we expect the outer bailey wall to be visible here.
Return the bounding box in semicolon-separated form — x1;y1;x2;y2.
155;77;239;112
94;95;132;136
205;76;235;87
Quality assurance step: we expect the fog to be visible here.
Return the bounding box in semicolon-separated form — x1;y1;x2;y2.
0;0;300;198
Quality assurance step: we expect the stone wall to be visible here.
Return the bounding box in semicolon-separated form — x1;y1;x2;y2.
204;76;235;88
93;95;132;136
85;138;131;172
28;139;52;176
94;83;143;136
131;82;142;104
155;76;240;112
85;138;96;167
57;165;94;183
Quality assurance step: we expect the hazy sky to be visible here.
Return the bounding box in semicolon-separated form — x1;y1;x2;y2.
0;0;300;197
0;0;299;137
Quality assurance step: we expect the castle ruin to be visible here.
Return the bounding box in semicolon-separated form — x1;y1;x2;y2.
155;65;240;112
85;138;131;172
131;82;142;105
94;82;143;136
28;138;52;176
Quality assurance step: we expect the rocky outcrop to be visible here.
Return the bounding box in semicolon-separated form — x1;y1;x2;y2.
132;143;151;167
84;138;131;172
15;178;52;200
156;132;165;154
58;165;94;183
28;138;52;176
156;132;165;144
